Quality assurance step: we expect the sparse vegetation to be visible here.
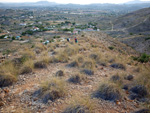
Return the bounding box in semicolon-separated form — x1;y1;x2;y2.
63;96;95;113
108;46;115;50
82;58;95;70
132;53;150;63
68;73;86;84
34;60;47;69
20;59;34;74
81;69;94;76
67;61;79;67
93;83;122;101
129;85;148;100
55;70;64;77
0;61;18;87
37;77;67;103
110;63;126;70
145;37;150;41
1;5;150;112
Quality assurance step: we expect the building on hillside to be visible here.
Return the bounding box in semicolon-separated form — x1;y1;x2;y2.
16;36;21;40
4;36;8;39
19;23;27;26
43;40;50;45
32;27;40;31
73;30;78;34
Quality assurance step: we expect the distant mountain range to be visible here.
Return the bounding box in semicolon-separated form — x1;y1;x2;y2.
125;0;150;4
1;0;150;6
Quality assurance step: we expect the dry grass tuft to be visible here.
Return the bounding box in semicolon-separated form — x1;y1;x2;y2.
35;43;47;51
37;77;67;103
75;54;84;63
34;61;47;69
63;44;79;56
82;58;96;70
20;48;35;60
93;82;122;101
20;59;34;74
135;67;150;98
63;96;95;113
0;61;18;87
55;70;64;77
68;73;87;84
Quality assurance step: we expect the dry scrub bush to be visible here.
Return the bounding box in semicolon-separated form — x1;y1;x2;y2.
34;43;47;54
49;44;79;63
0;61;18;87
34;53;51;68
39;52;51;64
20;48;35;60
67;54;84;67
55;70;64;77
35;43;47;51
55;52;69;63
39;77;67;103
63;96;95;113
20;59;34;74
82;58;96;70
75;54;84;63
110;73;125;88
34;60;47;69
68;73;87;84
3;106;31;113
93;82;122;101
135;66;150;99
63;44;79;56
47;43;56;51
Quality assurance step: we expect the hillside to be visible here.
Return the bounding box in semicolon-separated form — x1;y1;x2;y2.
104;8;150;55
0;31;150;113
119;35;150;54
113;7;150;31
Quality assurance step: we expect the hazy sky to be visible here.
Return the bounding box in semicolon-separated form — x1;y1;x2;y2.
1;0;150;4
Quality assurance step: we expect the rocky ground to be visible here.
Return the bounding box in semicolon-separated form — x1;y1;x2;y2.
0;31;149;113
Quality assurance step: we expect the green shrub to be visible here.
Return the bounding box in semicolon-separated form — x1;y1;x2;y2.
108;46;115;50
145;37;150;41
130;33;133;35
132;53;150;63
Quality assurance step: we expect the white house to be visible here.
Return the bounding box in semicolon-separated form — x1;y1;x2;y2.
32;27;40;31
4;36;8;39
19;23;27;26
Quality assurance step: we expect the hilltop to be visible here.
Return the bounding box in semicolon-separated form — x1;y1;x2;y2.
0;31;150;113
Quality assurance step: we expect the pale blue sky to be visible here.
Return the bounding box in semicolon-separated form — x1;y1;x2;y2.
1;0;150;4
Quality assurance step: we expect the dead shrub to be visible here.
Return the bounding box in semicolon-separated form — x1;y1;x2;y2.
62;96;95;113
129;85;148;100
93;83;122;101
67;61;79;68
62;105;90;113
34;61;47;69
20;59;34;74
0;61;17;87
55;70;64;77
81;69;94;76
68;73;86;84
64;44;79;56
110;63;126;70
82;59;95;70
33;77;67;103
